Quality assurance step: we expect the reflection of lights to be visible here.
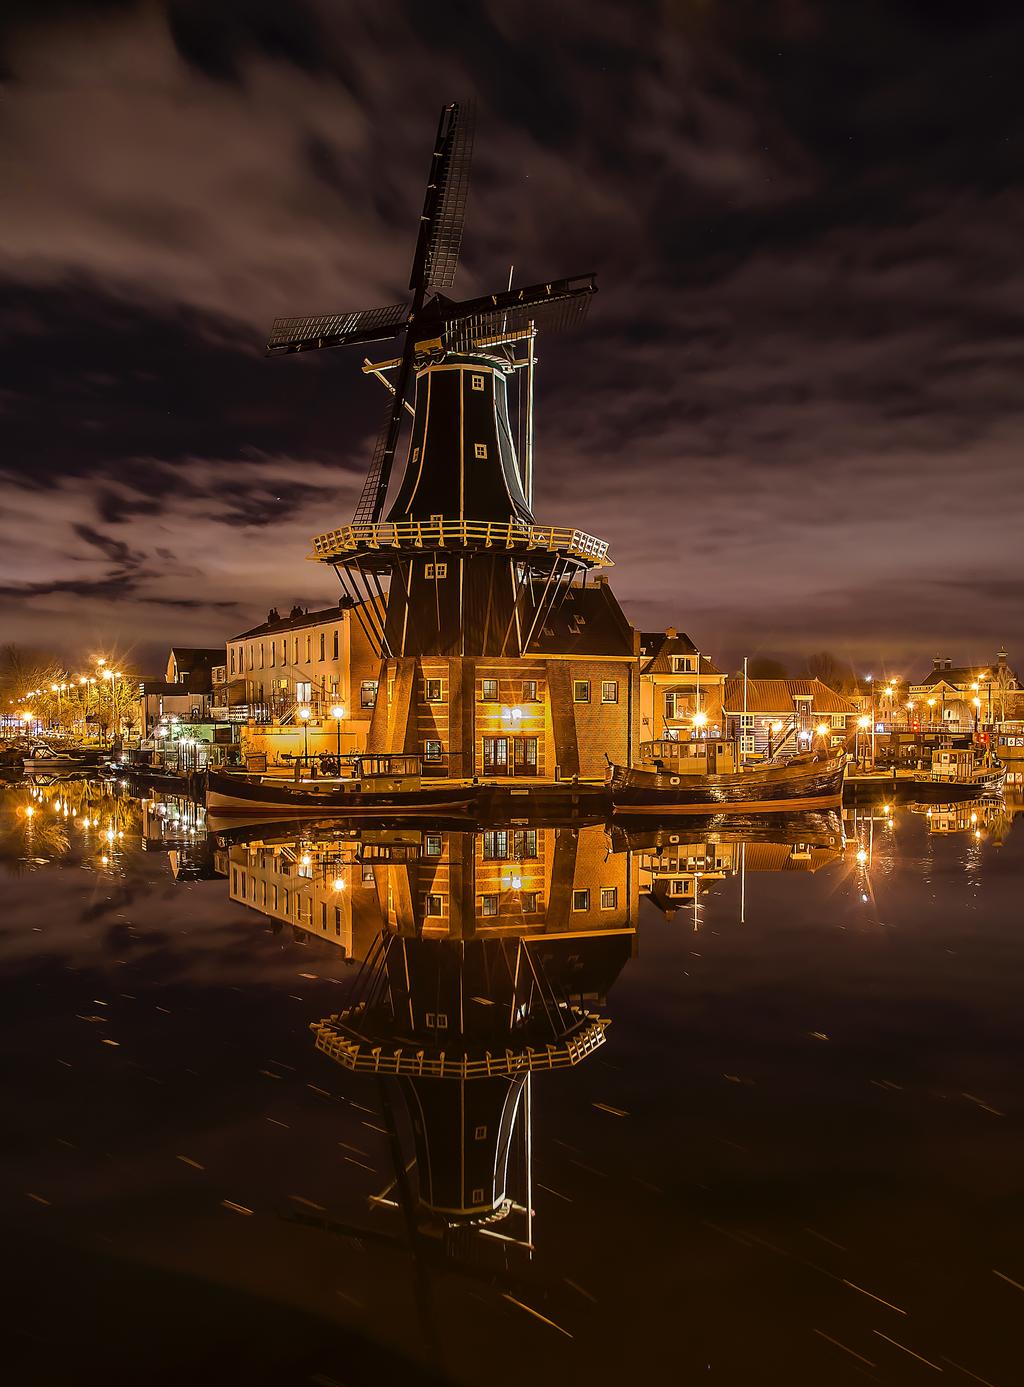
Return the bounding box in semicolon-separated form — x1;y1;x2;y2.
300;854;311;867
857;715;871;729
970;813;978;824
856;847;868;864
693;711;708;729
975;830;982;840
332;878;345;892
861;893;869;902
23;806;35;819
101;855;109;866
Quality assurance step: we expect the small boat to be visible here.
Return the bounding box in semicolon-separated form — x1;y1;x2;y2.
609;738;846;813
206;755;479;816
910;745;1005;801
22;742;104;772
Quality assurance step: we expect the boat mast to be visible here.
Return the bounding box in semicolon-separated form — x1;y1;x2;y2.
742;656;748;765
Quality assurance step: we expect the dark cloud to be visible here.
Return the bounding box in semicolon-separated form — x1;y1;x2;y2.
0;0;1021;670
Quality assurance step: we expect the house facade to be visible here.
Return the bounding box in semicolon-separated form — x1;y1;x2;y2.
638;628;727;742
224;599;382;755
721;677;857;758
909;650;1020;727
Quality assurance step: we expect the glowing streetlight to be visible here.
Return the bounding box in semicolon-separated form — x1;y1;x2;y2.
768;719;784;758
298;705;311;768
330;704;345;772
331;877;345;892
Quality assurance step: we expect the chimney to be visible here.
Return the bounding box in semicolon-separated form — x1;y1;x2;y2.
933;655;941;670
665;626;678;639
944;658;952;670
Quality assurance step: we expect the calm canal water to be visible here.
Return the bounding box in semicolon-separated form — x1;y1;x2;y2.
2;775;1023;1386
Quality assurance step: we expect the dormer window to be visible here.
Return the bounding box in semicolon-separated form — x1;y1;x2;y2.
671;655;694;673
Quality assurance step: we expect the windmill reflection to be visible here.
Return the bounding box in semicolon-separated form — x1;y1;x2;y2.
218;820;636;1254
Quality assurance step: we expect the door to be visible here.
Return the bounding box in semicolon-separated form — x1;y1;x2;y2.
514;737;538;776
482;737;510;776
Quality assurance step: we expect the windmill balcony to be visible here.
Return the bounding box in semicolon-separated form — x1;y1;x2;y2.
309;518;611;566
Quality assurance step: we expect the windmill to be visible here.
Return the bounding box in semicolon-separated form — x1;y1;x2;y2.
266;102;609;661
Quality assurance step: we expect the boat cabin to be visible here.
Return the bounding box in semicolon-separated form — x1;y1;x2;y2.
930;746;975;781
352;753;423;791
639;738;740;776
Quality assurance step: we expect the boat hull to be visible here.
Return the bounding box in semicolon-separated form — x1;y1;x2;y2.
609;755;846;814
206;768;477;816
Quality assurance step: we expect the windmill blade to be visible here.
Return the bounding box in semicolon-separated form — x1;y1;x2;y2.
424;100;475;290
266;303;409;356
408;102;476;295
441;273;596;351
351;392;407;525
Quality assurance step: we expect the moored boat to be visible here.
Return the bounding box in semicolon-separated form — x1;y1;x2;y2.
22;742;106;772
207;755;479;816
910;744;1004;801
609;738;846;813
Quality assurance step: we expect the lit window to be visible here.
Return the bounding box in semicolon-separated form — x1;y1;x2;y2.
319;632;325;660
481;894;499;917
522;679;537;701
425;678;442;702
483;829;509;861
513;829;537;859
412;446;420;463
474;443;488;459
481;678;498;702
424;833;442;857
361;680;377;708
425;562;447;579
601;681;618;704
572;889;590;911
423;739;442;762
425;893;444;916
573;680;590;703
600;887;618;910
521;891;539;912
471;374;485;392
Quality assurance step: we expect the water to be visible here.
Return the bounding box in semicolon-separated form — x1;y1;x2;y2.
3;776;1023;1386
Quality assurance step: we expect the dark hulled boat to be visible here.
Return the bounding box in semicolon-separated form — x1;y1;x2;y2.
206;756;478;816
609;739;846;814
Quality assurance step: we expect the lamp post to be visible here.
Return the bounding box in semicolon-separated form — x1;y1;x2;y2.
857;714;871;768
692;709;708;741
815;721;830;752
973;696;981;733
927;697;936;728
299;705;311;768
330;704;345;773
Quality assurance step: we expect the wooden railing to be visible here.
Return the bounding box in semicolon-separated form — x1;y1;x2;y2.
309;518;610;565
310;1013;608;1078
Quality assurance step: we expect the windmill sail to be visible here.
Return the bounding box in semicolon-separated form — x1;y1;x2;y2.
266;303;409;356
423;101;476;291
441;274;597;351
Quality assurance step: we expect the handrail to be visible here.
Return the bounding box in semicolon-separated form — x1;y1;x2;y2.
309;518;611;565
310;1014;608;1078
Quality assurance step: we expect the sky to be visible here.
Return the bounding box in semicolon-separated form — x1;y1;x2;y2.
1;0;1022;679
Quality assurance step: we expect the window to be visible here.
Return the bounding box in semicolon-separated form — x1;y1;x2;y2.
357;680;377;709
474;1124;487;1140
293;637;299;663
481;894;499;917
483;829;509;860
230;649;235;675
474;443;488;459
319;632;325;660
387;678;394;705
601;887;618;910
513;829;537;859
296;681;311;703
423;739;442;763
425;1012;448;1029
572;889;590;911
424;833;442;857
522;679;537;701
424;678;442;702
471;373;485;391
573;680;590;703
425;893;444;916
425;562;447;579
602;680;618;704
664;692;680;719
270;642;275;667
671;655;695;673
259;644;264;669
481;678;498;702
521;891;539;912
332;630;339;660
305;634;311;662
411;446;420;463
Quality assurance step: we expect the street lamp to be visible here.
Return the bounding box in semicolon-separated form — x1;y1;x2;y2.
330;704;345;773
768;720;784;758
926;697;936;727
815;722;829;751
299;705;311;767
692;709;708;739
857;714;871;767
